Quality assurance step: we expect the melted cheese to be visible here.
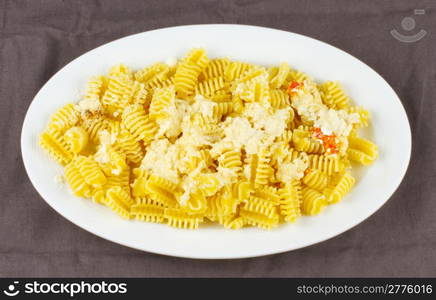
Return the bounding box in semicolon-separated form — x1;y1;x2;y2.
179;162;205;206
192;94;216;118
276;157;309;182
94;130;114;164
75;96;102;116
211;102;290;156
140;139;180;184
220;117;264;155
156;100;190;138
234;72;270;104
243;103;289;137
292;81;358;137
314;109;359;137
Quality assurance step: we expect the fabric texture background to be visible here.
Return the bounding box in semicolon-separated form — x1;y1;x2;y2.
1;0;435;277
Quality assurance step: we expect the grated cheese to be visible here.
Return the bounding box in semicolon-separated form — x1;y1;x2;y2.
276;157;309;182
192;94;217;118
291;81;359;137
94;130;114;164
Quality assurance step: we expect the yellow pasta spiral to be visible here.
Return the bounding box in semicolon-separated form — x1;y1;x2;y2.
277;130;293;144
195;76;227;97
180;148;213;173
200;58;230;81
103;167;130;195
245;150;273;187
147;77;174;90
174;64;200;97
346;106;370;128
148;174;179;192
320;81;350;109
91;188;106;204
347;149;372;166
223;185;242;214
349;135;378;154
113;128;144;164
253;150;274;187
109;64;133;79
220;216;246;230
144;175;179;207
39;129;74;165
183;191;208;214
65;126;88;153
135;63;169;83
197;173;221;197
131;168;149;197
279;180;302;222
185;48;210;69
64;162;92;198
122;104;158;142
269;89;290;108
207;186;240;219
324;172;355;204
48;104;79;132
347;135;378;165
101;73;133;114
270;62;290;89
205;193;224;221
232;95;244;114
302;168;329;191
239;79;269;103
83;75;107;104
164;208;204;229
308;154;340;175
242;196;278;218
81;117;110;144
231;181;251;201
224;61;252;82
99;146;128;177
273;146;303;168
239;209;279;230
293;127;324;154
105;186;134;219
149;86;175;119
130;81;149;106
130;202;165;223
219;149;242;175
285;70;311;87
74;156;107;186
135;197;165;206
268;66;279;81
174;48;209;97
301;186;327;215
252;186;280;204
238;67;267;84
211;90;232;102
212;101;233;120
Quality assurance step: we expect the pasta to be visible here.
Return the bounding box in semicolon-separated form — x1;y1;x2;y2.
40;48;378;229
39;128;74;165
65;126;89;153
279;180;302;222
47;104;79;132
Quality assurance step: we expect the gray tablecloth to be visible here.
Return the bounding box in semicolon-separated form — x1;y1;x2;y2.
1;0;435;277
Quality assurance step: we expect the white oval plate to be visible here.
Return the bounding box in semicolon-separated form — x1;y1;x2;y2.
21;25;411;259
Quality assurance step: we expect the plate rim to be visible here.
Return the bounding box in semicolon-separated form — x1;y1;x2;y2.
21;24;412;259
